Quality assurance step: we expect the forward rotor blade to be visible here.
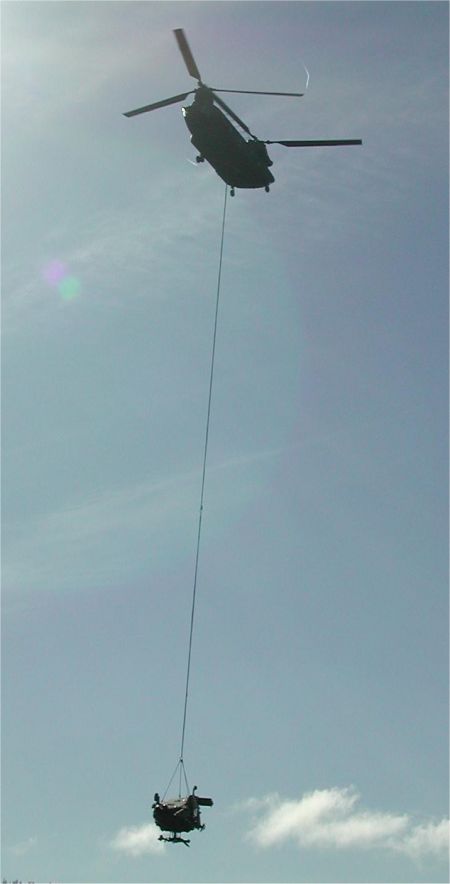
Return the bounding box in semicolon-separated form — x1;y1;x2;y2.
266;139;362;147
123;91;193;117
212;88;304;97
212;92;255;138
173;29;202;81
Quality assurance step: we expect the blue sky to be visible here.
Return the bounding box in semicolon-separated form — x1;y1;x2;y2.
2;2;448;882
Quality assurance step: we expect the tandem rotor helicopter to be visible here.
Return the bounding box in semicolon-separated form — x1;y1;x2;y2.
124;29;362;195
125;28;361;851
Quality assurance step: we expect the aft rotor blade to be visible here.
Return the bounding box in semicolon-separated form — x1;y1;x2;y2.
173;29;202;81
267;139;362;147
212;92;255;138
212;88;304;97
123;91;193;117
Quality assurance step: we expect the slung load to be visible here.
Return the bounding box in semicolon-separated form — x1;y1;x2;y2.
152;787;214;846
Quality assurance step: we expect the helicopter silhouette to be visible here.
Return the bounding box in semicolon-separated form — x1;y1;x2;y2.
152;787;213;846
124;29;362;195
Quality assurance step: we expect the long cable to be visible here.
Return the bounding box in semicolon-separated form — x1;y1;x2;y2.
178;183;229;775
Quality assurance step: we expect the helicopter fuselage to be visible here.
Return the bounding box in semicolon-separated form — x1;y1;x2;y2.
182;97;275;191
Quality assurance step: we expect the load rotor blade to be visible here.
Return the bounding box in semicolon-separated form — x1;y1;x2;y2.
212;92;256;139
266;139;362;147
123;91;194;117
212;88;304;97
173;29;202;81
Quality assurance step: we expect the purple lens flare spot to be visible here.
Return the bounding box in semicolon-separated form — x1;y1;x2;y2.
43;260;67;286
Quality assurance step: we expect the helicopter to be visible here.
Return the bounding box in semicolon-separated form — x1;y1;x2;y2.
124;29;362;195
152;787;214;846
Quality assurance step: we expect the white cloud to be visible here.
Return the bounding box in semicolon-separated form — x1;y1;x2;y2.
243;787;449;862
110;821;165;857
396;819;450;860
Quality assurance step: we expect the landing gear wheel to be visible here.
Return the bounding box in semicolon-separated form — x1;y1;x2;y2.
230;187;235;197
196;155;204;163
265;185;270;193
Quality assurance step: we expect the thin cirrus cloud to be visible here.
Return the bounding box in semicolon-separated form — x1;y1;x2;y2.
4;446;281;595
3;182;224;335
10;835;38;856
242;787;449;861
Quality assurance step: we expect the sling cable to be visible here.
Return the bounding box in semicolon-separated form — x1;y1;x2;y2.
152;185;228;846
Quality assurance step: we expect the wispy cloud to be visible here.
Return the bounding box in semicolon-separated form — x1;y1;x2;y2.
2;11;176;122
241;787;449;861
2;179;222;335
398;819;450;861
4;445;282;596
10;835;37;856
110;821;165;857
4;468;198;594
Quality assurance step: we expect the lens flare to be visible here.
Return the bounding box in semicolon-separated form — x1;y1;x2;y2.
42;260;81;300
59;276;81;301
43;260;67;286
